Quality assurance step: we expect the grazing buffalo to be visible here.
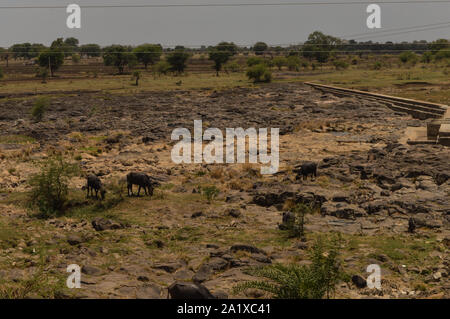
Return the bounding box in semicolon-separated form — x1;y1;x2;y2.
126;172;159;197
86;174;106;200
294;162;318;181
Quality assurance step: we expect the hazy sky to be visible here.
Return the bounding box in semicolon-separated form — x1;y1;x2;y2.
0;0;449;47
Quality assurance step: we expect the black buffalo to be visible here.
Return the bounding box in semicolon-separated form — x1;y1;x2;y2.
126;172;159;197
294;162;318;181
86;174;106;200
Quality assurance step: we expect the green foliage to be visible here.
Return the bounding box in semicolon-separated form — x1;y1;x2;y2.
421;51;433;63
10;43;46;60
285;203;315;239
80;44;102;57
133;44;163;69
36;68;49;83
286;56;301;71
233;236;344;299
28;155;79;218
37;48;64;76
167;49;190;74
435;49;450;61
372;61;383;70
71;53;80;64
224;61;241;73
31;97;50;122
253;42;268;55
208;42;237;76
399;51;418;64
302;31;340;63
273;57;287;70
333;60;349;70
0;66;3;79
103;45;137;74
246;56;265;67
246;63;272;83
154;60;171;76
202;185;220;203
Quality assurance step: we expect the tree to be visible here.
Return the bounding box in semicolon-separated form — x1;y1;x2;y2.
0;48;10;67
302;31;340;63
38;48;64;76
80;44;102;58
430;39;449;54
133;44;163;69
253;42;268;55
208;42;237;76
64;37;79;48
103;45;137;74
246;64;272;83
273;56;287;70
133;71;141;86
10;43;45;60
167;49;190;74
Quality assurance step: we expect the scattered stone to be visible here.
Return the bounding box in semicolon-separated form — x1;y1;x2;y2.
91;218;124;231
352;275;367;288
168;282;216;299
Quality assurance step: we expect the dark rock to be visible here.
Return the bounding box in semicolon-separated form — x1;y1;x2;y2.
168;282;217;299
352;275;367;288
81;265;102;276
91;218;124;231
67;234;84;246
230;244;267;255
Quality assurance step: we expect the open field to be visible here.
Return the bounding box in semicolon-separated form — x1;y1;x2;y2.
0;52;449;299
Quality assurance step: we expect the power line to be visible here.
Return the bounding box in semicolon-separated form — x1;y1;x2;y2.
1;1;450;9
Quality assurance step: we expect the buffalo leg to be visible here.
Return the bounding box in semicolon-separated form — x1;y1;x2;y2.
137;186;141;197
127;184;133;197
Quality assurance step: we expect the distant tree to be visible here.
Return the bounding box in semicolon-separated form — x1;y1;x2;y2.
273;56;287;70
246;64;272;83
302;31;341;63
80;44;102;58
38;48;64;76
133;44;163;69
133;71;141;86
10;43;45;60
430;39;449;54
153;60;171;77
208;42;237;76
71;54;81;64
253;42;268;55
399;51;418;64
246;56;265;67
286;56;301;71
167;49;190;74
0;48;10;67
103;45;137;74
64;37;79;48
421;51;433;63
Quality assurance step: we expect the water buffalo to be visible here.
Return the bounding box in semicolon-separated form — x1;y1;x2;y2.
294;162;318;181
86;174;106;200
127;172;159;197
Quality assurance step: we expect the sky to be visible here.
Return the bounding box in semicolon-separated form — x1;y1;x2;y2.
0;0;449;47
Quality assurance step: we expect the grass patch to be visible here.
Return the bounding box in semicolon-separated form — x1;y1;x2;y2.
0;135;36;144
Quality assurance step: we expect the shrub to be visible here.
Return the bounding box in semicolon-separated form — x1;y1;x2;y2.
154;60;171;77
132;71;141;86
421;51;433;63
202;185;220;203
399;51;418;65
31;97;50;122
233;236;344;299
224;61;241;73
273;57;287;70
246;64;272;83
372;61;382;70
71;54;80;64
284;203;315;240
333;60;349;70
286;56;301;71
246;56;265;67
28;155;79;217
435;49;450;61
167;49;190;74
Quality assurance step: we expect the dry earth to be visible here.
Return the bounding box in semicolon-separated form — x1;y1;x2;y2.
0;83;448;298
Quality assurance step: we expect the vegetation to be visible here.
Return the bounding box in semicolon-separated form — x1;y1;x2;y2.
103;45;137;74
208;42;237;76
37;48;64;77
202;185;220;203
133;44;163;69
233;236;344;299
246;63;272;83
253;42;268;55
28;155;79;218
31;97;50;122
167;49;190;74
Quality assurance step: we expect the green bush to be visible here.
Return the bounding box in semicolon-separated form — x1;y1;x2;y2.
154;60;171;76
284;203;315;240
233;236;344;299
202;185;220;203
246;56;265;67
31;97;50;122
246;64;272;83
421;51;433;63
224;61;241;73
333;60;349;70
273;57;287;70
435;49;450;61
399;51;418;65
372;61;382;70
29;155;79;217
286;56;301;71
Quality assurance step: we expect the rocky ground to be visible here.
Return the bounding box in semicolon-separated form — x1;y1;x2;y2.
0;83;448;299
